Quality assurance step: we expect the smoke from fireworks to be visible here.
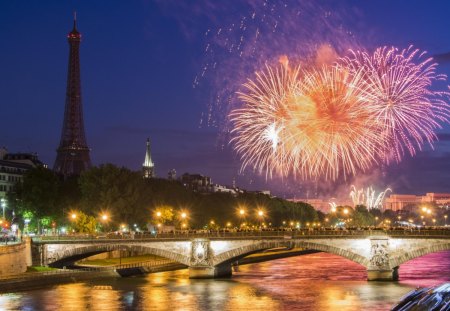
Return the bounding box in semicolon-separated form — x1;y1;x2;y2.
230;47;450;180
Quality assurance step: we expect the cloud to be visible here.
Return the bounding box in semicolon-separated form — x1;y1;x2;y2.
437;132;450;141
433;52;450;64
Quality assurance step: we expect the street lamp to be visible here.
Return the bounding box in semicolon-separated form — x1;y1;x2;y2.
257;210;264;229
0;198;6;220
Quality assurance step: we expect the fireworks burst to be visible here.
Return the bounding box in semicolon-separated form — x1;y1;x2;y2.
342;46;450;163
230;47;450;180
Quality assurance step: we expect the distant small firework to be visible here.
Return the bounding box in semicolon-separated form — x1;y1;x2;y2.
349;185;392;210
230;47;450;180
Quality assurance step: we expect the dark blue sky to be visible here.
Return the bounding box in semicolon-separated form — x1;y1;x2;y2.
1;1;450;198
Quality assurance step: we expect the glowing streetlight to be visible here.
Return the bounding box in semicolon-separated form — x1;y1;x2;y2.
0;198;6;220
156;211;162;218
71;213;77;220
181;212;187;219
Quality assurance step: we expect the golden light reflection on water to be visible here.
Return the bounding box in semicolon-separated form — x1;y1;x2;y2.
319;286;362;311
90;287;121;311
225;284;280;311
0;251;448;311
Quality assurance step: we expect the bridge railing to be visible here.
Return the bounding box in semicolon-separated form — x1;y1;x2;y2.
32;228;450;242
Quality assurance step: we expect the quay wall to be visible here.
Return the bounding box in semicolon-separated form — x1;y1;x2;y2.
0;241;29;277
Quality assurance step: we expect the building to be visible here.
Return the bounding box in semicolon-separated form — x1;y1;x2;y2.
168;169;176;180
142;138;156;178
53;14;92;177
181;173;212;192
383;194;423;211
210;184;237;195
0;148;45;199
421;193;450;207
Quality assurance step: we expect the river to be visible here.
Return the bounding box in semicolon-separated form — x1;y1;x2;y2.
1;251;449;310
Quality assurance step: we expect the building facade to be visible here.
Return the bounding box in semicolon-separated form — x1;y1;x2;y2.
0;148;44;199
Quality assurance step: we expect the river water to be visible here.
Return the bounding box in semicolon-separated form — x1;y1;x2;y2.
1;251;449;311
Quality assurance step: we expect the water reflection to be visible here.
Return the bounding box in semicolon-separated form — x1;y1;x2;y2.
0;251;448;311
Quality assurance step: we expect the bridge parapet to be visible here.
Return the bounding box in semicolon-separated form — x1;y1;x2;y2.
32;232;450;281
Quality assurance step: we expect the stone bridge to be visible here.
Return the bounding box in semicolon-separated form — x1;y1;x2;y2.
31;230;450;281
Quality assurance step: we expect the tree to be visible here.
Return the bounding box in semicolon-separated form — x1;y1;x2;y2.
152;205;175;225
15;167;60;232
79;164;148;227
350;205;375;227
72;211;97;234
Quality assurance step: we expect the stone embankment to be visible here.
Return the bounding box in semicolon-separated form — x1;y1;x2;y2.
0;240;30;277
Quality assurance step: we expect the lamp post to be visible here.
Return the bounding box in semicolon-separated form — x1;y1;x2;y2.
257;210;264;230
0;198;6;220
180;212;188;231
100;214;109;232
238;208;246;228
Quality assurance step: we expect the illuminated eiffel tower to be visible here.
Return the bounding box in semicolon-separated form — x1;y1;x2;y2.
54;14;91;177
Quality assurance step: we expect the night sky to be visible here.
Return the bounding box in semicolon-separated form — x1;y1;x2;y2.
1;1;450;199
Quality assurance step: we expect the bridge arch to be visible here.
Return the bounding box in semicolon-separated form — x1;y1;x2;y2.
389;241;450;268
295;241;369;267
212;241;289;266
47;244;191;267
212;240;369;268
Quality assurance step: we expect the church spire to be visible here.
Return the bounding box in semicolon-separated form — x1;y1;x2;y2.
143;138;155;178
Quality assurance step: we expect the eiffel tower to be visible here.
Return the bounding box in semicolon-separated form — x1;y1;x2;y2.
54;14;91;177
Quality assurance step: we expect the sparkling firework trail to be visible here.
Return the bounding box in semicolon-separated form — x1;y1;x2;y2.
230;47;450;180
349;185;392;210
342;46;450;163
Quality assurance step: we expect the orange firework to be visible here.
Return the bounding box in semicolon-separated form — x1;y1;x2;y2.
230;63;382;180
